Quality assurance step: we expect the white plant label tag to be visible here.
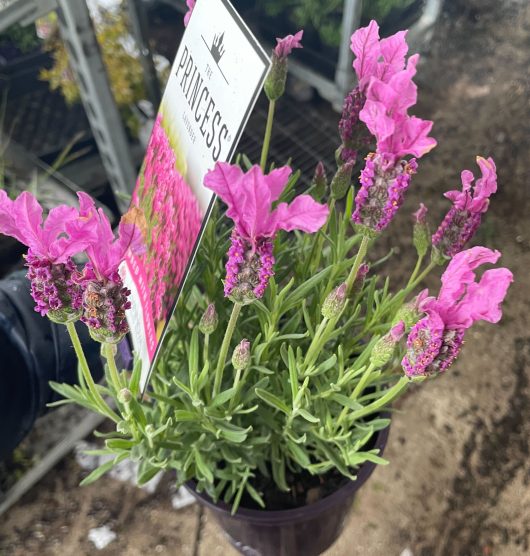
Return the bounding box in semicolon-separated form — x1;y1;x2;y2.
119;0;270;390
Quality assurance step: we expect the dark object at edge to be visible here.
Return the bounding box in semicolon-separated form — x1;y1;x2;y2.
0;270;104;460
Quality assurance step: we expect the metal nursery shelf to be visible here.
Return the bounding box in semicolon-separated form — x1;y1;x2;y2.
161;0;442;110
0;0;136;212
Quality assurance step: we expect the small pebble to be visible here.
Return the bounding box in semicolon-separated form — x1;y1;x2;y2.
88;526;117;550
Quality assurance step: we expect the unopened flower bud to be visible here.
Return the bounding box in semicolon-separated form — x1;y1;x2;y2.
394;290;428;329
264;31;303;101
311;162;328;200
370;321;405;367
350;263;369;298
322;283;347;319
118;388;132;405
199;303;218;334
431;245;449;266
232;339;251;370
412;203;430;258
330;160;354;200
264;56;287;101
145;424;155;436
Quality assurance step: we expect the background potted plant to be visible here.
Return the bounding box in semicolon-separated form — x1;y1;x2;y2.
0;17;513;556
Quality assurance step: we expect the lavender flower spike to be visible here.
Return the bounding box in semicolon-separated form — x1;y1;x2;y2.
204;163;328;304
402;247;512;377
352;154;418;235
0;191;94;322
432;156;497;260
74;196;145;343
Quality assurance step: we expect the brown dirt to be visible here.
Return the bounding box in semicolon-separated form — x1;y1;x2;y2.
1;1;529;555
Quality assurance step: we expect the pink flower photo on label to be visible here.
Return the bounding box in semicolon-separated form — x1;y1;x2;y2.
132;114;203;325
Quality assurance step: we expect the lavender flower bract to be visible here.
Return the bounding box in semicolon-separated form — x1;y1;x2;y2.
402;247;513;377
204;163;328;304
0;191;94;322
432;157;497;260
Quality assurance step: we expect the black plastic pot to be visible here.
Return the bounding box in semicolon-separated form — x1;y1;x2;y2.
0;270;104;460
186;421;390;556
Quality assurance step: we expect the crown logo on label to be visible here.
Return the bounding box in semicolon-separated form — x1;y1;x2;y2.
211;33;225;64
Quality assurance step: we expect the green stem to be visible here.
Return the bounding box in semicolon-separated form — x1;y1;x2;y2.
213;303;242;397
337;363;375;427
348;376;409;422
228;368;244;411
407;255;424;288
260;100;276;171
303;317;329;369
66;323;119;422
104;343;123;394
386;259;437;317
409;260;437;291
345;235;370;293
310;199;336;274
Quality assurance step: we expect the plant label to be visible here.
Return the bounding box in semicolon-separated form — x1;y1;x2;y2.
119;0;270;390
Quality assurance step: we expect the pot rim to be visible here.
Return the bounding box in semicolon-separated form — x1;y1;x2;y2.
185;413;391;525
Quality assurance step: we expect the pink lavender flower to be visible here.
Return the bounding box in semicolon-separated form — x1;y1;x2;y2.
351;21;411;93
432;157;497;259
73;195;145;343
349;20;436;234
338;21;414;163
184;0;195;27
0;191;94;322
353;154;419;233
274;30;303;59
204;163;328;303
351;85;434;232
402;246;513;377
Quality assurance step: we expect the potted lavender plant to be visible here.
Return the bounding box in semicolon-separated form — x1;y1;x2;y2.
0;17;513;556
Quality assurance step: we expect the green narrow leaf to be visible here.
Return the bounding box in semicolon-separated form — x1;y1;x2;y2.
287;346;298;404
348;451;389;466
137;463;161;485
296;409;320;424
240;153;253;170
188;328;199;392
245;482;265;508
330;393;363;411
255;389;291;415
106;438;136;450
216;421;251;443
80;453;127;486
210;387;236;408
284;266;332;309
310;354;337;377
173;377;193;398
271;443;289;492
194;449;214;483
128;356;142;396
287;439;311;467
